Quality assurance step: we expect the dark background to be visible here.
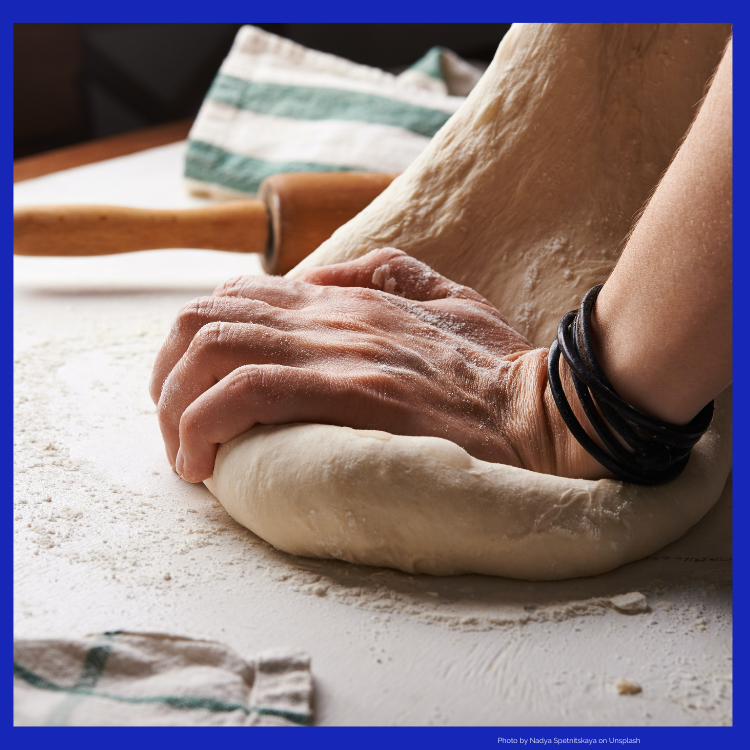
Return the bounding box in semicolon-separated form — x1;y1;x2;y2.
14;23;511;160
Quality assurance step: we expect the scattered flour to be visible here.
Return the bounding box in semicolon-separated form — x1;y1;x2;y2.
13;288;732;725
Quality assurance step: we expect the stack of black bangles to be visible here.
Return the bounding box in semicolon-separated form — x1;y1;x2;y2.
547;284;714;486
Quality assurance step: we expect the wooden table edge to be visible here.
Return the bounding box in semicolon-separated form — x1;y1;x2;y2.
14;118;194;184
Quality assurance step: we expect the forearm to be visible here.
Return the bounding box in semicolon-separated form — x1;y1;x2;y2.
591;38;732;425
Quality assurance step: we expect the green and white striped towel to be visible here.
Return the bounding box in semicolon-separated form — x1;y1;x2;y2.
14;631;312;726
184;25;486;198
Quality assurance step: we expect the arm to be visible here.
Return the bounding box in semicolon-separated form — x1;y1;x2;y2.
150;41;732;484
591;38;732;425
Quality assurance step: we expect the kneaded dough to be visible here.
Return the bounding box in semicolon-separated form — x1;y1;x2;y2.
290;23;732;346
205;388;730;580
204;23;733;580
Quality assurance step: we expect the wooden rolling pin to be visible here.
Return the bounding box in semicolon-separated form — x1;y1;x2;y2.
14;171;399;275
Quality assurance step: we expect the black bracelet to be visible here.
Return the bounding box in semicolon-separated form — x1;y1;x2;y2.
547;284;714;485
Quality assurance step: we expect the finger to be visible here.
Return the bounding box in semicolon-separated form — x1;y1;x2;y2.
157;321;311;465
212;273;318;307
149;295;296;405
298;247;407;288
300;247;491;305
175;364;420;482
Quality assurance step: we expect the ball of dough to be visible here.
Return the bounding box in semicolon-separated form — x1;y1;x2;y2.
204;23;733;580
204;389;731;580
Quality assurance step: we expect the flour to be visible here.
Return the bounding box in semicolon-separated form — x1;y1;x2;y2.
13;276;732;724
15;76;735;718
13;312;728;632
17;295;731;617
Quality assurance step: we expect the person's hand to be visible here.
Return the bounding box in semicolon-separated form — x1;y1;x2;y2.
150;248;607;483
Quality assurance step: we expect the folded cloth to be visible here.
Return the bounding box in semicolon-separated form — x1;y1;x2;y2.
14;631;313;726
184;25;486;198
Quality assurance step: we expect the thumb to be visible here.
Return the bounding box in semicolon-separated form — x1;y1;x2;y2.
300;247;490;304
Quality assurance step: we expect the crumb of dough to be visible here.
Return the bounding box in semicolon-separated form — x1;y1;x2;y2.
616;678;642;695
609;592;649;614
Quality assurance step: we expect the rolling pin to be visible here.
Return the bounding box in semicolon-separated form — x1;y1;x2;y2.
13;171;399;275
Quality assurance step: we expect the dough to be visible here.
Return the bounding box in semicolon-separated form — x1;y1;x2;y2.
204;23;733;580
205;389;730;580
292;22;731;347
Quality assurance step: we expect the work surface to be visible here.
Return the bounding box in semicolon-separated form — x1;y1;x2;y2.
13;143;732;726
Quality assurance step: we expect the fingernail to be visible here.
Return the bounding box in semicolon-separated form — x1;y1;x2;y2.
175;448;184;477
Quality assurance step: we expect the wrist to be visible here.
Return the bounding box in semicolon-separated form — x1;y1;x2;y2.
541;352;616;481
484;349;614;480
590;283;727;425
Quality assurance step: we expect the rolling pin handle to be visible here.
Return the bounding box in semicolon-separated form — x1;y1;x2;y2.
13;172;399;270
260;171;399;275
13;202;269;258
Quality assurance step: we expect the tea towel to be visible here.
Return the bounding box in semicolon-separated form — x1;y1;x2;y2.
184;25;486;198
14;631;313;726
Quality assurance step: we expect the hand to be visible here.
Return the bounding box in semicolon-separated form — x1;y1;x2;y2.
150;248;608;483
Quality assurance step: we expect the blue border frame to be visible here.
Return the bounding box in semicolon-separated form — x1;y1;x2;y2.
7;4;747;748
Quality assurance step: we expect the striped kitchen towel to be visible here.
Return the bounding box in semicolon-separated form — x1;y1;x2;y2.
14;631;313;726
184;25;486;198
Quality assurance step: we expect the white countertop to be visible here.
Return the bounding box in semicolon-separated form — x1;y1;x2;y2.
13;142;732;726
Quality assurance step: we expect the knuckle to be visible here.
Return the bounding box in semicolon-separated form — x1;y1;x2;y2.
178;406;202;438
175;296;218;334
226;364;265;395
191;321;228;353
230;363;291;401
213;275;249;297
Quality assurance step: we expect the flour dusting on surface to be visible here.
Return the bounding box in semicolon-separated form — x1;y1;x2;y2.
14;258;732;726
